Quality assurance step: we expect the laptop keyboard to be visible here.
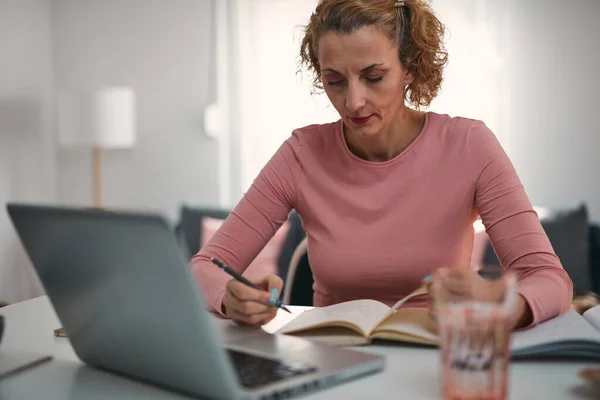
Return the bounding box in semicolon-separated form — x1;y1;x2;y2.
226;349;317;389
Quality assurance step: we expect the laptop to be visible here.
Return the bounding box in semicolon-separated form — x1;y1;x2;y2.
6;203;384;399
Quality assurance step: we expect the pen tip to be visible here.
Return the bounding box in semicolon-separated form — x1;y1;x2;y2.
280;305;292;314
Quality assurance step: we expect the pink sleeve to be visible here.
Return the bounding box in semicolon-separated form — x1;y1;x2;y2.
467;121;573;327
190;134;302;315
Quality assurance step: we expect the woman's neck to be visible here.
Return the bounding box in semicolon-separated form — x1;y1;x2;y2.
344;108;425;162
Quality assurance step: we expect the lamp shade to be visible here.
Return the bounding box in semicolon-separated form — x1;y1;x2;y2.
57;87;136;149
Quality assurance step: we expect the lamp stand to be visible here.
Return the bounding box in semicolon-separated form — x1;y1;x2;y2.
92;146;103;208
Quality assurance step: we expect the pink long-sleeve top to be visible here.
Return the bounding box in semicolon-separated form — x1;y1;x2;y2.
191;112;573;327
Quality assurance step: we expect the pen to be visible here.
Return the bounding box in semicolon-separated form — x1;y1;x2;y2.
210;257;292;314
0;355;53;380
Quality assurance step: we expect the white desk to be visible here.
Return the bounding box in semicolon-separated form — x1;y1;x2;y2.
0;296;599;399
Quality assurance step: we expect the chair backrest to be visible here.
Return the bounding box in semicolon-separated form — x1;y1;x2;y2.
590;222;600;294
283;237;314;306
276;211;306;279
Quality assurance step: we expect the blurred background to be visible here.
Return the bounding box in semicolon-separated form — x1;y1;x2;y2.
0;0;598;304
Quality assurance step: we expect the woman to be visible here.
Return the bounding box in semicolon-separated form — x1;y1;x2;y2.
191;0;572;328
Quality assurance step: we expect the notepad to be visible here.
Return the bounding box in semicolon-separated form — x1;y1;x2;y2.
278;296;600;359
510;307;600;359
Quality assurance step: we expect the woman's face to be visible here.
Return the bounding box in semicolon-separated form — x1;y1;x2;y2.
318;25;413;138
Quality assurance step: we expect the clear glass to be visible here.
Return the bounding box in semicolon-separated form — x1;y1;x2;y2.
437;274;516;400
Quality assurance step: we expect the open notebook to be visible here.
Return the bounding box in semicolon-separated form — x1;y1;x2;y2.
278;290;600;359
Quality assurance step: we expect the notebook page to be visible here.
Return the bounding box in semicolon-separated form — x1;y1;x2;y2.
262;306;313;334
511;310;600;351
389;284;428;312
373;307;438;343
583;305;600;333
277;299;391;336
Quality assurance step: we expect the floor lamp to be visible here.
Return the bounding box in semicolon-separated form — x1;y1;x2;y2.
57;87;136;208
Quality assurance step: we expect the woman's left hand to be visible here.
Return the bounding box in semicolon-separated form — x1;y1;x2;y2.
427;266;506;322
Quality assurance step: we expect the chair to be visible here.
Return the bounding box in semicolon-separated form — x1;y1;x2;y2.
589;223;600;294
276;210;306;280
282;237;314;306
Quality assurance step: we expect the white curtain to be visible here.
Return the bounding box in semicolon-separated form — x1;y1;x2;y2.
429;0;510;149
233;0;338;194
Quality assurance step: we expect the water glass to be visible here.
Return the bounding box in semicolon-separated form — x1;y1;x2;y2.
437;275;516;400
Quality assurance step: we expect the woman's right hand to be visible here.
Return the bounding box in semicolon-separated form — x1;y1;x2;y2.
222;274;284;327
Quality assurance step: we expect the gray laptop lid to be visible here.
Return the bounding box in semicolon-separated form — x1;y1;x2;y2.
7;203;244;399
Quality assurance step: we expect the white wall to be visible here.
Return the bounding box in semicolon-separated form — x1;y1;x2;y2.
52;0;219;219
0;0;219;304
506;0;600;220
0;0;54;303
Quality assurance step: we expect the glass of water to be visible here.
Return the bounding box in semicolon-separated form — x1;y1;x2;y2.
437;273;517;400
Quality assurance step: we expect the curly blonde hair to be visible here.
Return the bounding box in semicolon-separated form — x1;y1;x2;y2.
300;0;448;109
